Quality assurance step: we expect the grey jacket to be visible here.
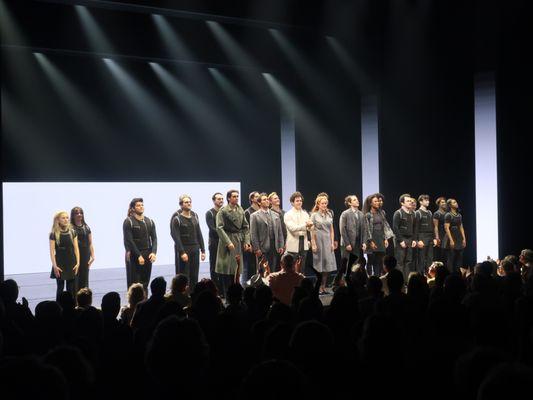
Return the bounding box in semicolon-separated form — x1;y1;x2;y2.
250;210;284;253
364;210;394;242
339;208;366;249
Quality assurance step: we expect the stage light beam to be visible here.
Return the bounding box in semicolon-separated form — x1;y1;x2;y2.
75;5;114;53
103;59;181;156
150;63;244;147
33;53;117;160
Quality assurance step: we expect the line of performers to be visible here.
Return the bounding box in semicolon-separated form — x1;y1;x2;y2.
48;190;466;299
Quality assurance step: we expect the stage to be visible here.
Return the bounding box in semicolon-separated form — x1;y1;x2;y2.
6;263;333;312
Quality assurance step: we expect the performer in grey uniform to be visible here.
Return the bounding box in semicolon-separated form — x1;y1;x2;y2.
243;191;260;282
393;194;417;282
414;194;437;274
215;189;251;296
363;194;394;276
250;193;285;272
206;192;224;294
433;197;448;266
335;195;367;288
170;195;206;290
310;195;337;294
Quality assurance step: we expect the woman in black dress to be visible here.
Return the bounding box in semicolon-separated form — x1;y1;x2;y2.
70;206;95;289
443;198;466;273
49;211;80;301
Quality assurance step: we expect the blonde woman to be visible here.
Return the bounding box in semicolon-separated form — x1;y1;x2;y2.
49;211;80;301
311;195;337;294
119;283;146;326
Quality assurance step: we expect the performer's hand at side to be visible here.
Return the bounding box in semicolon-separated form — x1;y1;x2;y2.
227;243;235;251
201;252;206;261
180;253;189;262
53;265;63;278
244;243;252;252
73;264;80;275
149;253;156;263
138;255;145;265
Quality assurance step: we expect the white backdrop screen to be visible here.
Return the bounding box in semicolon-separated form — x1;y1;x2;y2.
3;182;240;275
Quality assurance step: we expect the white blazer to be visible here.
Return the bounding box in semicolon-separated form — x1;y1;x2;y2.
284;207;311;253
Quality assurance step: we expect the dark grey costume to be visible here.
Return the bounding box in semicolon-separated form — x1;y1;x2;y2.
393;208;415;282
250;209;284;272
444;212;464;273
414;208;435;274
364;210;394;276
336;208;366;284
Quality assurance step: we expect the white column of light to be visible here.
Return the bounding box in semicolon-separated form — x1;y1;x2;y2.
361;94;380;197
281;106;296;210
474;72;499;261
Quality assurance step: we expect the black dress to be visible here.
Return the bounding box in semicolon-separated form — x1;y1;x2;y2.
444;212;464;272
73;223;91;288
443;212;464;250
50;230;78;281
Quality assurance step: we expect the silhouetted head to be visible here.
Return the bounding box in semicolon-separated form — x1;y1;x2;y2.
280;253;295;270
35;300;62;323
101;292;121;319
171;274;188;294
150;276;167;297
0;279;18;304
226;283;243;306
57;291;75;312
127;283;146;307
443;273;467;301
386;269;404;294
76;288;92;308
383;256;397;273
407;272;428;297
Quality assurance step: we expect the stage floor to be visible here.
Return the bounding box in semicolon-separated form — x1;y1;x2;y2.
6;263;332;312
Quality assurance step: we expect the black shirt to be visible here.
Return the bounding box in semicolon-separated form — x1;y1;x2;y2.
123;216;157;257
49;229;78;280
393;208;415;241
433;209;447;241
205;208;219;245
72;224;91;248
170;211;205;253
415;209;434;238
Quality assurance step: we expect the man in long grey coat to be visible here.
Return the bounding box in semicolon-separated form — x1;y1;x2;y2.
250;193;285;272
215;189;251;296
335;195;367;288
